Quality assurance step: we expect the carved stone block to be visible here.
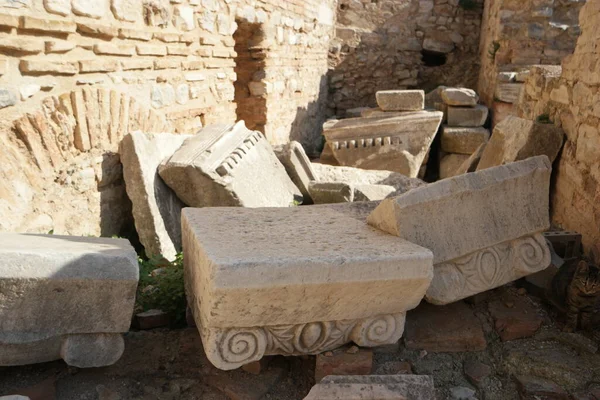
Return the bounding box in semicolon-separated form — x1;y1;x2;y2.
368;156;551;264
322;111;443;177
159;122;302;208
0;233;138;367
182;206;433;370
426;233;552;305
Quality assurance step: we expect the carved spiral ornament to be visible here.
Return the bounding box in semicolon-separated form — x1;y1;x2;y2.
350;314;404;347
217;328;266;364
516;235;548;272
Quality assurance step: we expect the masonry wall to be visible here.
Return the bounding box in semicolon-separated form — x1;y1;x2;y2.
328;0;483;114
515;0;600;252
477;0;584;106
0;0;334;237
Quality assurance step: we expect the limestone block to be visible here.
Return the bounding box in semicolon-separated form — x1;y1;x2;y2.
426;233;551;304
182;207;433;370
120;131;190;261
439;154;470;179
424;85;446;108
376;90;424;111
274;141;316;202
159;122;302;208
111;0;142;22
309;181;354;203
441;88;479;107
441;126;490;154
495;83;523;104
322;111;443;177
354;184;397;201
304;375;435;400
477;116;564;171
360;109;407;119
0;37;44;54
367;156;552;264
0;88;17;108
44;0;70;15
0;233;138;367
72;0;106;18
453;143;486;176
447;105;488;127
172;5;194;30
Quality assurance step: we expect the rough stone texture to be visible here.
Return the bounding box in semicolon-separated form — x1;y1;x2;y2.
0;89;170;237
309;181;355;204
463;360;491;386
426;233;551;305
441;88;479;107
376;90;424;111
329;1;484;114
159;122;302;208
441;126;490;155
368;156;551;264
439;153;470;180
453;143;486;176
182;206;433;370
304;375;435;400
495;82;523;104
515;375;569;400
0;233;138;367
274;141;317;203
404;302;486;352
322;111;443;177
488;293;544;341
492;100;515;129
476;116;564;171
315;347;373;382
120;131;190;261
447;104;489;127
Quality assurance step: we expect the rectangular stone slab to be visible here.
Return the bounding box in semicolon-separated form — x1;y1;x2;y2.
183;206;433;329
274;141;317;203
376;90;425;111
322;111;443;177
304;375;435;400
0;233;138;367
447;104;488;127
441;126;490;155
367;156;551;264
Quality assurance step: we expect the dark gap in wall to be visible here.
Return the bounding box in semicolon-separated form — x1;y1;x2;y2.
233;21;267;133
421;50;447;67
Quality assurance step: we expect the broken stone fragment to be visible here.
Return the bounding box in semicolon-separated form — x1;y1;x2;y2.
447;104;489;127
159;122;302;208
274;141;317;203
304;375;436;400
476;116;564;171
182;206;433;370
376;90;425;111
441;126;490;155
441;88;479;107
322;111;443;177
0;233;138;368
120;131;190;261
368;156;551;264
309;181;354;203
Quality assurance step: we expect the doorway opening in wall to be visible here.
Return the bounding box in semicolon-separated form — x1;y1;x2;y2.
233;21;267;133
421;50;447;67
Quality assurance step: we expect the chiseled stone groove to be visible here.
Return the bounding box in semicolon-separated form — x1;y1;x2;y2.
332;136;405;150
216;130;263;176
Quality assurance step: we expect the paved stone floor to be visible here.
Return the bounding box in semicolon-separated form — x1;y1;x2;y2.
1;285;600;400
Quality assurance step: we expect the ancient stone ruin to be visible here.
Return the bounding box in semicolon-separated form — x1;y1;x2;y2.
1;0;600;399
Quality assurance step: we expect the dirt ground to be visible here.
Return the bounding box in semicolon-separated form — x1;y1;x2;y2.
1;285;600;400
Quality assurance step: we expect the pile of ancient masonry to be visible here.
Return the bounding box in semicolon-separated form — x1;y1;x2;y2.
0;105;561;398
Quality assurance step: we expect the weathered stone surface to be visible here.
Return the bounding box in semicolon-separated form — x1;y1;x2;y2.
304;375;435;400
72;0;106;18
323;111;443;177
111;0;142;22
274;141;316;202
0;88;17;108
120;131;190;261
182;206;433;370
309;181;354;204
426;233;551;305
404;302;486;352
441;88;479;107
315;347;373;382
376;90;425;111
20;60;78;75
345;107;371;118
159;122;302;208
20;16;76;33
464;360;491;386
495;83;523;104
312;163;424;192
453;143;486;176
447;105;489;127
368;156;551;264
354;184;397;201
44;0;70;16
488;293;543;341
441;126;490;155
0;233;138;367
515;375;569;400
477;116;564;171
492;101;514;129
0;37;44;54
439;153;470;179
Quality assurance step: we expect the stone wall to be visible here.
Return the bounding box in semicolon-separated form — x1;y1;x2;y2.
477;0;584;107
0;0;334;237
515;0;600;252
328;0;483;114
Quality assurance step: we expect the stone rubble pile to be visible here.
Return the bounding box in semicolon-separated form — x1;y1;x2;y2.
436;87;491;179
320;90;443;179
